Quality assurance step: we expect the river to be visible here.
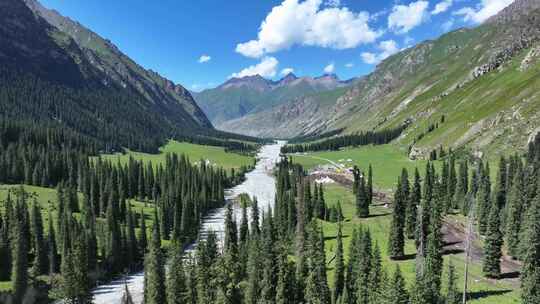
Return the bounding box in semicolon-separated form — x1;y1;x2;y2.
91;141;285;304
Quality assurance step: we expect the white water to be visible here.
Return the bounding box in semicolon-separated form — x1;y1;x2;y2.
91;141;285;304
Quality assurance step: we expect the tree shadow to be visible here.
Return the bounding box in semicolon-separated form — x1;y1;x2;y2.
443;240;462;247
499;271;521;279
391;253;417;261
443;248;465;255
466;289;513;300
365;212;391;219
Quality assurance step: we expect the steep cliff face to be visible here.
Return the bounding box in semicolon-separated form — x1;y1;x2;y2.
238;0;540;157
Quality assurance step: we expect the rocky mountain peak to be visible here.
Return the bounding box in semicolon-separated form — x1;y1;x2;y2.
277;72;298;86
220;74;272;91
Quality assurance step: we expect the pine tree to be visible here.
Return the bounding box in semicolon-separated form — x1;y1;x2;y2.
139;209;148;255
10;201;29;304
0;210;10;280
57;228;92;303
406;168;421;239
275;244;294;304
521;192;540;303
389;169;407;259
476;170;491;235
167;244;187;304
333;223;345;301
445;261;459;304
144;223;167;304
30;200;47;276
505;166;524;258
216;205;241;304
483;204;502;278
356;176;369;218
47;209;60;274
387;265;409;304
244;238;262;304
367;164;373;205
304;223;331;304
368;243;383;304
251;197;260;235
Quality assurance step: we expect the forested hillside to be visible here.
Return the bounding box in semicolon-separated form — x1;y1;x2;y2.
0;0;262;154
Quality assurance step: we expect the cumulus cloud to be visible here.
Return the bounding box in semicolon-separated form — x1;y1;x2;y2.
361;40;400;64
345;62;354;68
454;0;514;24
280;67;295;75
235;0;381;58
198;55;211;63
388;1;430;34
324;63;335;73
230;57;279;78
432;0;453;15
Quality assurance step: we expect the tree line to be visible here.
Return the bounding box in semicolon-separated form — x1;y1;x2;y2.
0;68;261;155
0;145;247;303
281;123;409;153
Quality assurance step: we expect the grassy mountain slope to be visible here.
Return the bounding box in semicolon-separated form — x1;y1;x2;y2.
256;0;540;158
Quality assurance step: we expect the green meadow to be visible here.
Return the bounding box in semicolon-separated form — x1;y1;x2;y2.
290;144;436;191
319;184;519;304
100;140;255;170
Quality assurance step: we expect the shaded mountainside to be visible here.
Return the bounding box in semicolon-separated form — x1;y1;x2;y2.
192;72;356;127
0;0;216;152
248;0;540;158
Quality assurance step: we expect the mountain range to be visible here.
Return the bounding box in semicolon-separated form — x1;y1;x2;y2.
192;73;357;127
201;0;540;158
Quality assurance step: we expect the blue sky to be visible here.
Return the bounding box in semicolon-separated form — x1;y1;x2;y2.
40;0;514;91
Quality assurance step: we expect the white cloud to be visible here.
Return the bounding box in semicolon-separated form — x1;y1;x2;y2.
345;62;354;68
361;40;400;64
324;63;335;73
280;67;295;75
454;0;514;24
388;1;430;34
230;57;279;78
198;55;211;63
432;0;453;15
442;18;455;31
361;52;378;64
235;0;381;58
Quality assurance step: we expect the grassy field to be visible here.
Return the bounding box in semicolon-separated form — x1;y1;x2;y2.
319;183;520;304
290;144;436;191
100;140;255;170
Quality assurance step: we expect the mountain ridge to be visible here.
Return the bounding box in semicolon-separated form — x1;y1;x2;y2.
193;72;356;126
0;0;227;152
219;0;540;158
